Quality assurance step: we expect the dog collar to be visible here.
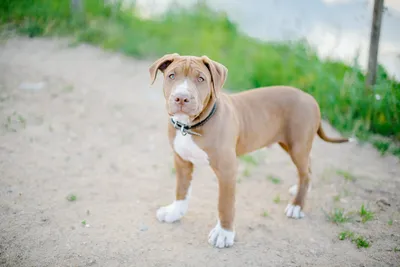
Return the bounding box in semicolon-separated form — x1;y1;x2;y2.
170;102;218;137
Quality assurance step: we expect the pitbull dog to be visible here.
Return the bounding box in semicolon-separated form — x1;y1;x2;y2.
149;53;350;248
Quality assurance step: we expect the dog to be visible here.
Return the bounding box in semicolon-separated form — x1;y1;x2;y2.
149;53;350;248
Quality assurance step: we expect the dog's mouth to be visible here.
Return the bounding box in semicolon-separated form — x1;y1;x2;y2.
168;103;199;119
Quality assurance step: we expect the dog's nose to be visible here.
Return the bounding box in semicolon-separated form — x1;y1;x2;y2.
173;93;190;105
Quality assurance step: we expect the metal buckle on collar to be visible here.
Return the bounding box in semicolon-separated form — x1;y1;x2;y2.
171;119;201;137
180;124;188;136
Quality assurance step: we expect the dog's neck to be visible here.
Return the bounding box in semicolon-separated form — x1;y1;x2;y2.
191;97;217;126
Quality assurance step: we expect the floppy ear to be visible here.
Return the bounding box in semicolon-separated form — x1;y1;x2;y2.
201;56;228;97
149;53;180;85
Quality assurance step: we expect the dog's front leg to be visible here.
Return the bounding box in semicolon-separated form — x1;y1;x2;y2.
156;153;193;223
208;152;237;248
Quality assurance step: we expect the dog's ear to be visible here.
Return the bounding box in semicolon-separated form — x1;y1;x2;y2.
201;56;228;97
149;53;180;85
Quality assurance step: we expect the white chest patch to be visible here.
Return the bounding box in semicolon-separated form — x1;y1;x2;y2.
173;131;209;166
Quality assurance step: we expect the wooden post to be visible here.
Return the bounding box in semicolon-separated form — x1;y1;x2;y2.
366;0;384;88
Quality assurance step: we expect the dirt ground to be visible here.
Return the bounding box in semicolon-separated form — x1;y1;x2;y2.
0;37;399;267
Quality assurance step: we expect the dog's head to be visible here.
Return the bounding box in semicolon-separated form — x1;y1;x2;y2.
149;54;227;123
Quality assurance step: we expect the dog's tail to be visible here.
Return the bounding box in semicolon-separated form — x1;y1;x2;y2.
317;123;350;143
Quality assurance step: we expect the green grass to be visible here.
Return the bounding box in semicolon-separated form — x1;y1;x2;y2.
273;194;281;204
261;210;269;217
353;236;370;248
242;166;251;178
239;154;258;178
326;208;350;224
1;0;399;157
267;175;281;184
339;231;370;249
66;193;77;202
239;154;258;166
336;169;356;182
4;111;26;132
339;230;354;240
359;204;374;223
333;194;341;202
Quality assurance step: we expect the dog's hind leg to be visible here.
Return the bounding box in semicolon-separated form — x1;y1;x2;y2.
288;156;312;196
284;143;312;219
278;142;312;197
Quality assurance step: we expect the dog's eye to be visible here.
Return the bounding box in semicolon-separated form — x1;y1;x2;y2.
168;73;175;80
198;77;205;82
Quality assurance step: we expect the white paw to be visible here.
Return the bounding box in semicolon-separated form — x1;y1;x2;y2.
156;200;188;223
285;204;305;219
208;221;235;248
288;183;312;196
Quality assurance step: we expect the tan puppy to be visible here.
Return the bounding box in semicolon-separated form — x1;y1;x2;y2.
149;53;350;248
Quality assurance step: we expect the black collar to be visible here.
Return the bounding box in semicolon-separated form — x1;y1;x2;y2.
170;102;218;136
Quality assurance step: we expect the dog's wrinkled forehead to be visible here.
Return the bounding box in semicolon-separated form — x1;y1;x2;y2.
167;56;210;77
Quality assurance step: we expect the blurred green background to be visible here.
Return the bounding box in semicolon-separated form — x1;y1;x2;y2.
1;0;399;156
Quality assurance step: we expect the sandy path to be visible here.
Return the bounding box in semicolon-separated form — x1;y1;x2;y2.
0;37;399;267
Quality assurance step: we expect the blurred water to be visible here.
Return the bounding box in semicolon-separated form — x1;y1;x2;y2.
131;0;400;80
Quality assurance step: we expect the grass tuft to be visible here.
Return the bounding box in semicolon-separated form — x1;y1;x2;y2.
354;236;370;248
242;166;252;178
273;194;281;204
336;169;356;182
326;208;350;224
66;193;77;202
359;204;374;223
339;231;370;248
267;175;281;184
333;194;341;202
339;230;354;240
239;154;258;166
